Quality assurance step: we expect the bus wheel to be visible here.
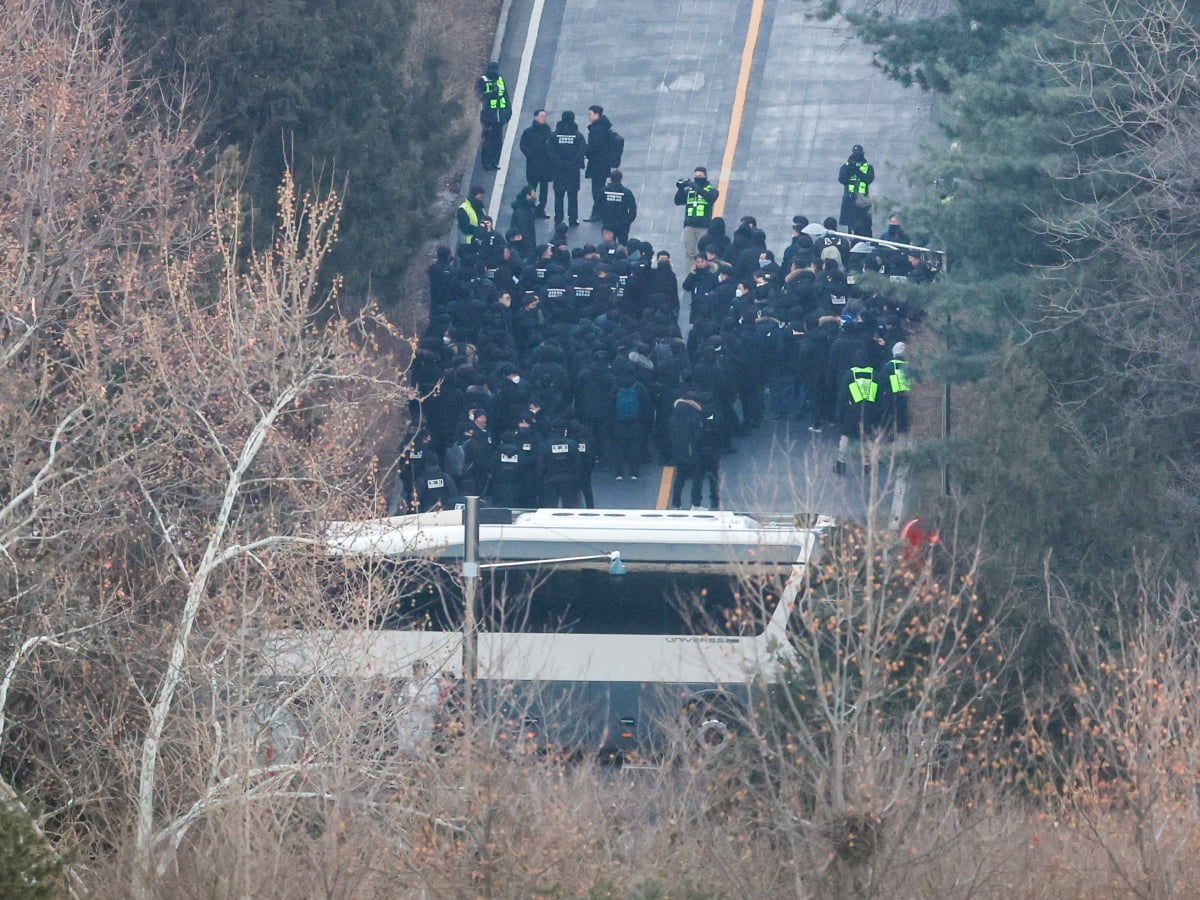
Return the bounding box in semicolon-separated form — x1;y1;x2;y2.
685;696;743;755
696;715;733;750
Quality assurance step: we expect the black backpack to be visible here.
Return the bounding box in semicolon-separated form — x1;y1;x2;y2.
608;131;625;168
444;441;467;478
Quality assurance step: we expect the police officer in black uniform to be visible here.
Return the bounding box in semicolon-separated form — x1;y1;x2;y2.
514;417;542;507
413;460;459;512
600;169;638;246
387;428;436;516
569;420;597;509
488;431;525;507
546;111;586;227
538;421;582;507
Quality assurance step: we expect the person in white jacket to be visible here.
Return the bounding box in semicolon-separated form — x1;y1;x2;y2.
396;660;442;758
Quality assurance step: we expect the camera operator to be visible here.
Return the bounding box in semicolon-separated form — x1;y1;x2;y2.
674;166;719;263
837;144;875;237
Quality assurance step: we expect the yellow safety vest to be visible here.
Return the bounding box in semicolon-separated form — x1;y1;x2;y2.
888;359;911;393
685;187;711;220
459;199;479;244
846;161;871;195
848;367;878;403
480;75;508;112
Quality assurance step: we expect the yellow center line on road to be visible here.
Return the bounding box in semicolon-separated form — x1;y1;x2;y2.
657;0;764;509
656;465;676;510
713;0;765;218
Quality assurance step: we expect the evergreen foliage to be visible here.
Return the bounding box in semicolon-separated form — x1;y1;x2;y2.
835;0;1200;601
0;801;63;900
115;0;468;306
817;0;1046;93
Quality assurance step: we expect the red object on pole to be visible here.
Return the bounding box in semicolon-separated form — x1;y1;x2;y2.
899;518;939;568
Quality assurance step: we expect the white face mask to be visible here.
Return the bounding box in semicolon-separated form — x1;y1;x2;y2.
735;288;745;298
510;375;521;384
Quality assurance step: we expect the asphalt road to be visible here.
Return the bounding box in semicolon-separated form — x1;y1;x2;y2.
477;0;936;518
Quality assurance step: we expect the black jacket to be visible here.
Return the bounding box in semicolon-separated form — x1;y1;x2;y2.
547;123;585;190
600;182;637;230
509;193;538;251
673;177;719;228
519;121;554;182
667;396;704;466
585;115;616;179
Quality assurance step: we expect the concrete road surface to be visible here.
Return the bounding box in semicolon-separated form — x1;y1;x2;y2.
475;0;936;518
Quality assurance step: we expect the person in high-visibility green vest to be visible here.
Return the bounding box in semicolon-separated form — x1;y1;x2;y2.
456;186;487;253
476;60;512;171
674;166;719;264
835;350;881;476
838;144;875;237
877;341;911;444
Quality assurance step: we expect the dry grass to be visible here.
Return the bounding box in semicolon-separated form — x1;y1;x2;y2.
86;751;1200;899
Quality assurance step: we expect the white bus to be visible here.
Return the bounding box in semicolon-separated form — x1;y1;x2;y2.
265;507;834;761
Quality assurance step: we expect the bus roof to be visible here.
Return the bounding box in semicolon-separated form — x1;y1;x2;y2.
323;508;835;564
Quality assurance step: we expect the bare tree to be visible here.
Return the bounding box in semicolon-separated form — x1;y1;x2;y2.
1040;572;1200;900
0;3;411;894
712;498;1014;897
1036;0;1200;415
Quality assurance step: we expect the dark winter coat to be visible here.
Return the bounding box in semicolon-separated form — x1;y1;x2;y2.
730;223;766;268
585;115;616;179
836;360;880;440
673;177;719;229
877;357;911;436
519;120;554;183
510;193;538;251
491;377;531;435
697;217;732;262
667;396;704;466
547;122;585;190
600;182;637;231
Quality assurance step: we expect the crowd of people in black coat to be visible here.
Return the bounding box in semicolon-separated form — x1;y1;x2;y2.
389;196;930;515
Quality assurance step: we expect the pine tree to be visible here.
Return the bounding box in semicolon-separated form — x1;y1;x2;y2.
836;0;1200;599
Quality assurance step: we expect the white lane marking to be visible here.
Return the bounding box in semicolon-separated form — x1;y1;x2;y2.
489;0;547;221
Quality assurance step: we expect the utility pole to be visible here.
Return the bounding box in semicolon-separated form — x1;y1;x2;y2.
462;496;480;729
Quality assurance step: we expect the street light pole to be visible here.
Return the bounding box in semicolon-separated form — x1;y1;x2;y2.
458;499;624;744
462;496;480;728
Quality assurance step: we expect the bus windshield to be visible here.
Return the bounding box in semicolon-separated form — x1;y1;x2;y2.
318;558;789;637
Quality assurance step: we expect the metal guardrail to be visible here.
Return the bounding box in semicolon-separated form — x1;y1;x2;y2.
825;229;949;273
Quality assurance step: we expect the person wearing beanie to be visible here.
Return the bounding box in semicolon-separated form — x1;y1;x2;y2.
546;111;585;227
476;61;512;171
877;340;911;444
